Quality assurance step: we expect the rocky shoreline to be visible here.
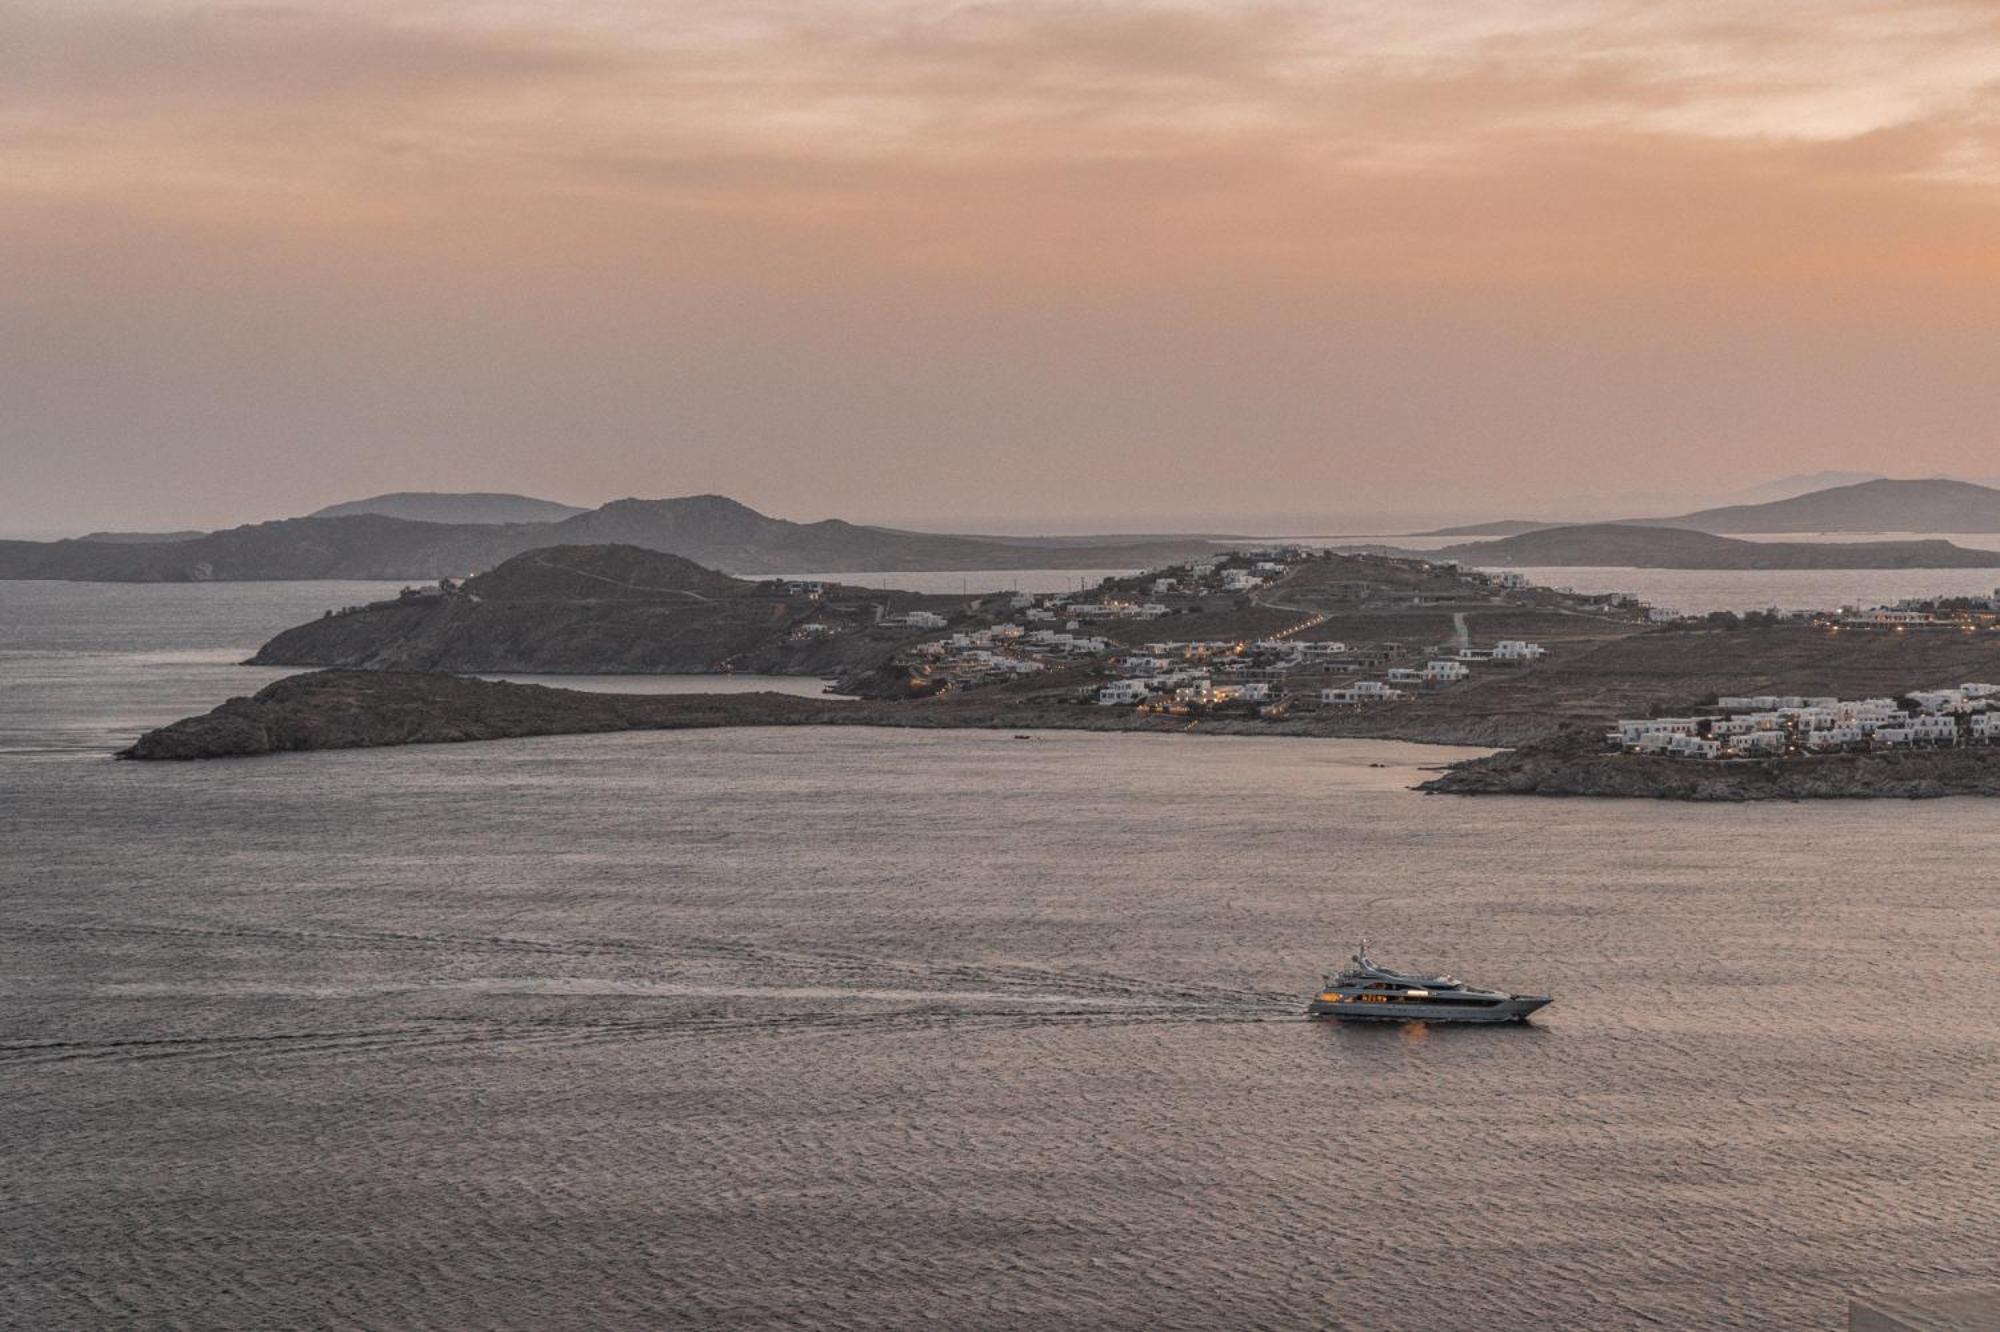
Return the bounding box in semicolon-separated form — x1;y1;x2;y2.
118;670;1517;761
119;672;2000;801
1417;733;2000;800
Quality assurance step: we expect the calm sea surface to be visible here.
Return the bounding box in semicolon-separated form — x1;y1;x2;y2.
0;582;840;758
6;583;2000;1330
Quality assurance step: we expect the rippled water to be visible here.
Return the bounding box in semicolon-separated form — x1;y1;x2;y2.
0;583;840;756
6;584;2000;1330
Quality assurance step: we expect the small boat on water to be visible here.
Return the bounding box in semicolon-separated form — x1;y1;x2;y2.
1308;943;1551;1023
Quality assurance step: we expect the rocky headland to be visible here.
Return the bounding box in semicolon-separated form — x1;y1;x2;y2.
1418;732;2000;800
119;669;1494;760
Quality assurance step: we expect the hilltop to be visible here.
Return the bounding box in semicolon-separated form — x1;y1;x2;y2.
249;544;970;676
0;494;1222;582
1438;524;2000;569
308;491;589;525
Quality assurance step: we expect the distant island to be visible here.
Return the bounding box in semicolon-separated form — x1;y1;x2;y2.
0;494;1223;582
1425;477;2000;540
1642;477;2000;534
75;529;206;544
307;491;590;525
1436;523;2000;569
1415;519;1557;538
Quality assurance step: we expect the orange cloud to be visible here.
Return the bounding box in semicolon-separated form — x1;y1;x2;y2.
7;1;2000;530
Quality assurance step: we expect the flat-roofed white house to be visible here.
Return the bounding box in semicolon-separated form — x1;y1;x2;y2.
1910;715;1961;744
1422;660;1470;683
1322;681;1403;704
1615;718;1700;748
1097;681;1152;706
1667;735;1723;759
1909;690;1971;714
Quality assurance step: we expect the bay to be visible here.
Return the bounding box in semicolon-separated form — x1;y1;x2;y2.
4;582;1998;1330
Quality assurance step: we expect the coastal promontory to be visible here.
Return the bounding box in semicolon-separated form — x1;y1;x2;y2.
1418;733;2000;800
118;671;845;760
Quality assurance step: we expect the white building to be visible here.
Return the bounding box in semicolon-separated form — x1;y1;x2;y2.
1615;718;1700;748
1097;681;1152;706
905;610;948;630
1910;715;1961;744
1909;690;1972;715
1322;682;1404;705
1422;660;1470;683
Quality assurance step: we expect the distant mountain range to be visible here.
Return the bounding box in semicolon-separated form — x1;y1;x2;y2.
308;492;589;525
1704;470;1888;508
1437;523;2000;569
1645;478;2000;534
1422;478;2000;541
0;494;1223;582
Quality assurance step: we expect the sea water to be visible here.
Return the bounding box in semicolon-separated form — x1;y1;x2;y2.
4;581;1999;1329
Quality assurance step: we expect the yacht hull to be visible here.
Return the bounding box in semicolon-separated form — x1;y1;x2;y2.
1308;995;1551;1023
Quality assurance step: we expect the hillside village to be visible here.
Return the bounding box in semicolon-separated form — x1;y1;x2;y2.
875;547;1625;715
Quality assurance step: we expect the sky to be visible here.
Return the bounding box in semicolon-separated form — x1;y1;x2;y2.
6;0;2000;536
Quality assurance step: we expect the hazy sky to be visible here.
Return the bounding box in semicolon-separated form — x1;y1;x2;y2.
7;0;2000;534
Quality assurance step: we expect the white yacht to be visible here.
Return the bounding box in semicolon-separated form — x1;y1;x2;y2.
1308;944;1551;1023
